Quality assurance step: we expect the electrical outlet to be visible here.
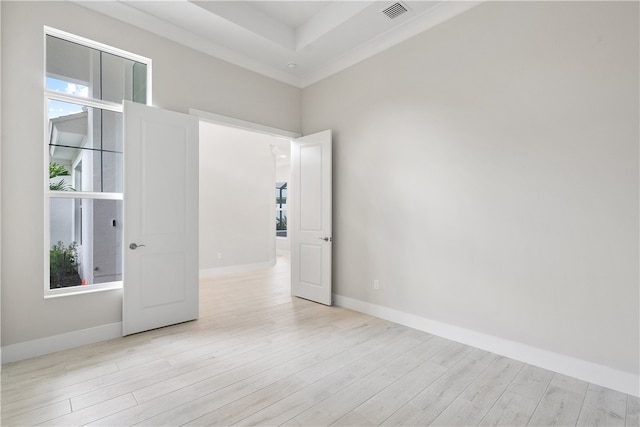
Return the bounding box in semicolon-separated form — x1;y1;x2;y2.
373;279;379;290
217;252;223;260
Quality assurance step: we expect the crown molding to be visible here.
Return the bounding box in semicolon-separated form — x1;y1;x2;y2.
72;1;482;89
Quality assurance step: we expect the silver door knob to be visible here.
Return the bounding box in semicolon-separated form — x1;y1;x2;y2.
129;243;146;250
318;237;332;242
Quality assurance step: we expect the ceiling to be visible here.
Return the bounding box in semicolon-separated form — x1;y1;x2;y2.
74;1;480;88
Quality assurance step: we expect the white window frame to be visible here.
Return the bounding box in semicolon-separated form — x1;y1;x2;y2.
43;27;152;298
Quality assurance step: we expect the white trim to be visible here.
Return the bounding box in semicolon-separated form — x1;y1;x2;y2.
199;260;275;279
45;91;124;113
45;281;123;299
333;294;640;398
45;26;151;65
48;191;123;200
1;322;122;364
189;108;301;139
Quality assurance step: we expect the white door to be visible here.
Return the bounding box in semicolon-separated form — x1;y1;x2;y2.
122;101;199;336
291;130;332;305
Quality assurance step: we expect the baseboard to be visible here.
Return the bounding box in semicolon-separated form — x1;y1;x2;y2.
1;322;122;364
333;294;640;397
199;260;275;278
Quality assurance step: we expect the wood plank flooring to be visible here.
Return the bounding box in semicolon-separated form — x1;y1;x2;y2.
2;256;639;426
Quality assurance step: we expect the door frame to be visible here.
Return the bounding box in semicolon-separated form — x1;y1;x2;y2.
189;109;301;140
190;107;301;281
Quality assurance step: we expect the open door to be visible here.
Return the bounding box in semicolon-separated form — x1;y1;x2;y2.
291;130;332;305
122;101;199;336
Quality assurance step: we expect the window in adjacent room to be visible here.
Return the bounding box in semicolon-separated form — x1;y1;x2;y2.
276;181;288;238
45;28;151;296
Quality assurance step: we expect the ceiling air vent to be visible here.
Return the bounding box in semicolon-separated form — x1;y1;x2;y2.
381;2;409;19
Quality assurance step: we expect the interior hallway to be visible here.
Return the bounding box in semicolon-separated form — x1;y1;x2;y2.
1;256;639;426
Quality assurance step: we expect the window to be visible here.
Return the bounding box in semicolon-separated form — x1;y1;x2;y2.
276;181;288;237
45;28;150;296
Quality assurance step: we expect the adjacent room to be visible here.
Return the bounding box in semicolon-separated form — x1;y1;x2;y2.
1;1;638;425
198;120;292;278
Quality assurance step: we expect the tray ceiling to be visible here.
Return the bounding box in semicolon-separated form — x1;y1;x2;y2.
74;1;480;88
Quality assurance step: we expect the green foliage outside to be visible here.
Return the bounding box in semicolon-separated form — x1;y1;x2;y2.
276;215;287;231
50;241;80;288
49;162;74;191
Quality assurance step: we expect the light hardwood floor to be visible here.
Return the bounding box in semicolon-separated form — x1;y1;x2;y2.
2;256;639;426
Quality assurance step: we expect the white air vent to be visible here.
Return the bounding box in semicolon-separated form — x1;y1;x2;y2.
381;2;409;19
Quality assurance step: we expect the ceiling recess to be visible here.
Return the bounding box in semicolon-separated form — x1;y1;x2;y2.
381;2;409;19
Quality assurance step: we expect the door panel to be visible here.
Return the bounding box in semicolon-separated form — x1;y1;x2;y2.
300;144;323;231
300;244;323;285
123;101;199;336
291;130;332;305
140;252;186;308
140;121;188;234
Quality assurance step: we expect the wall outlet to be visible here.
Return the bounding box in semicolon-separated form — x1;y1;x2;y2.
217;252;223;260
373;279;379;290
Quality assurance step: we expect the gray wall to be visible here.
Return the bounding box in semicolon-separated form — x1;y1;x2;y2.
0;1;301;347
302;1;639;375
2;0;638;382
0;0;3;358
199;122;278;272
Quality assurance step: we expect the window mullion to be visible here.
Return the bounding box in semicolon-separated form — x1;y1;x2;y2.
47;191;123;200
45;90;123;113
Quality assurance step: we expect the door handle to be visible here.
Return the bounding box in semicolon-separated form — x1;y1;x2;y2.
129;243;146;250
318;237;332;242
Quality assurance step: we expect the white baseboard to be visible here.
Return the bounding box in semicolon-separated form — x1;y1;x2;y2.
1;322;122;364
333;294;640;397
199;260;275;278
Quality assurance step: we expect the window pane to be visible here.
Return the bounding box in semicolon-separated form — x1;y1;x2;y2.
46;77;89;98
276;210;287;237
46;35;147;104
133;62;147;103
50;198;122;289
276;181;287;207
46;36;99;99
48;100;123;193
102;152;123;193
48;99;85;120
101;50;148;104
100;109;123;152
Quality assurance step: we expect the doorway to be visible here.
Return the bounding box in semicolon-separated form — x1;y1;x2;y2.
193;110;333;307
198;120;292;278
